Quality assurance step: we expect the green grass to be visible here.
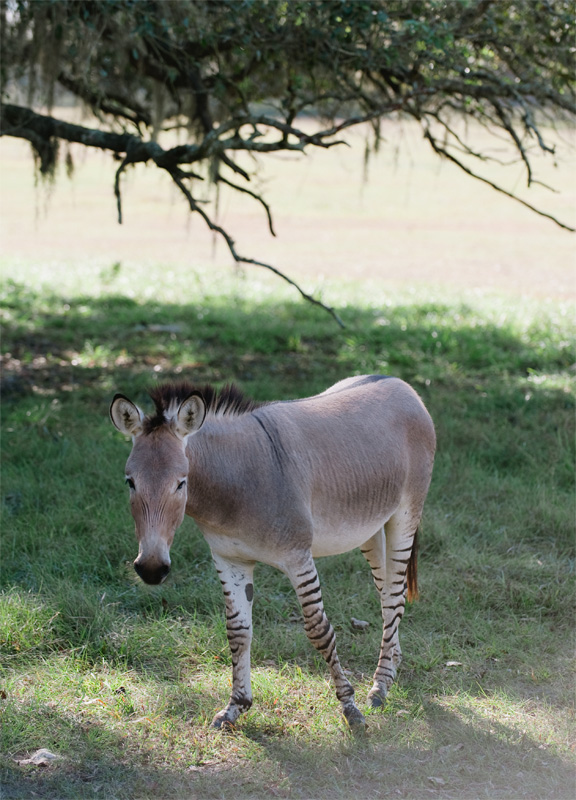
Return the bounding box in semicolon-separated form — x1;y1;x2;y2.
1;261;574;799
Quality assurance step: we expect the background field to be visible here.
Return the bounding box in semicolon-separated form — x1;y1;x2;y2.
1;119;575;799
1;114;575;299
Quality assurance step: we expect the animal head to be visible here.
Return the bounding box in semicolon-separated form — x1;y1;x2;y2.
110;386;206;585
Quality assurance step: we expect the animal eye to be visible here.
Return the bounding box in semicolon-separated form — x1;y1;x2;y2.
176;480;187;492
125;477;135;490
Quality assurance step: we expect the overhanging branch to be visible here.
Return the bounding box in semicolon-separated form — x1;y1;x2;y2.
423;125;575;233
1;98;574;322
0;102;345;324
216;173;276;236
168;169;344;327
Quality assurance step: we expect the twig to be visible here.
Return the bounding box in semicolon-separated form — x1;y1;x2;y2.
114;157;129;224
168;170;345;327
220;152;250;181
423;127;575;233
216;174;276;236
491;100;533;187
522;108;556;155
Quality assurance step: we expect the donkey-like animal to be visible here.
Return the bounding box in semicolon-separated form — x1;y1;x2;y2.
110;375;435;731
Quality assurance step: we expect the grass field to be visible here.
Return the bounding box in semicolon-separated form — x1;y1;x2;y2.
1;120;575;799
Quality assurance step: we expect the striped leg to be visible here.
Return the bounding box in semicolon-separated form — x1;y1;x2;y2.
211;553;255;729
361;515;416;707
287;555;366;731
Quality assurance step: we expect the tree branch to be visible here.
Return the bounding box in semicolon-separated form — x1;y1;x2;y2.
216;174;276;236
0;102;345;324
57;72;152;130
168;170;344;327
114;156;130;224
2;95;573;320
423;125;575;232
1;103;136;158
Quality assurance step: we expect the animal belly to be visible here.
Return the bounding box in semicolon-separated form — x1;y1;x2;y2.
308;470;402;557
310;516;390;558
201;529;273;564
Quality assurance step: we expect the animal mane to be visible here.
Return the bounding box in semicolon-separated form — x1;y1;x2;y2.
144;381;263;433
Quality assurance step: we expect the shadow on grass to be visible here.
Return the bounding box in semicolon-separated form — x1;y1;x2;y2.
2;698;573;799
1;702;185;800
246;700;575;799
2;280;573;403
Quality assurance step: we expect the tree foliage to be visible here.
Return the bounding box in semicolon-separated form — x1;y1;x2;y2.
1;0;574;316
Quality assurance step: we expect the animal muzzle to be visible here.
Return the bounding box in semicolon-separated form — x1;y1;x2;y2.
133;558;171;585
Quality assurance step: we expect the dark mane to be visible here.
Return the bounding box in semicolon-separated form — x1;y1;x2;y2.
144;381;263;433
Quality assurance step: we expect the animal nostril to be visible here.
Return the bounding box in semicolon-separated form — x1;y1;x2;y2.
134;561;171;585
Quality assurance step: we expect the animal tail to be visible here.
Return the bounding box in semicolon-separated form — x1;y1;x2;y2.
406;527;419;602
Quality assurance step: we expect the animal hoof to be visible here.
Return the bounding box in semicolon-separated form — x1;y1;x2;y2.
347;717;368;736
343;704;367;734
210;712;235;731
367;688;387;708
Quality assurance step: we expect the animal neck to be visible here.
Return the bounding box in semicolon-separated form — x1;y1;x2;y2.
183;418;247;530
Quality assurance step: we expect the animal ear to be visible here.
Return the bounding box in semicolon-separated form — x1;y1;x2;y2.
110;394;144;437
175;394;206;439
